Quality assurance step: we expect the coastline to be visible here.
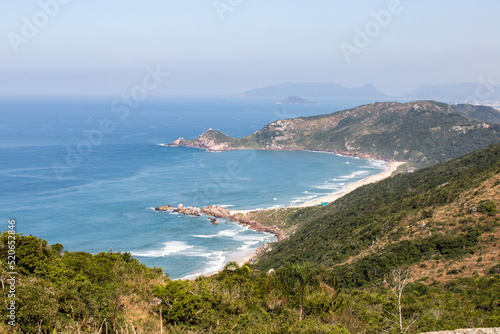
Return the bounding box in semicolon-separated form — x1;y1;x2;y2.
228;160;406;269
229;160;406;216
175;159;406;279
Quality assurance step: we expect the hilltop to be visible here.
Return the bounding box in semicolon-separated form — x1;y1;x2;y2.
168;100;500;167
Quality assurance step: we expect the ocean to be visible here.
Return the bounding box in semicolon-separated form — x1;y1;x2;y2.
0;96;386;279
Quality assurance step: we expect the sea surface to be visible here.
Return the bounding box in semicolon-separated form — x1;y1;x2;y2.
0;96;386;279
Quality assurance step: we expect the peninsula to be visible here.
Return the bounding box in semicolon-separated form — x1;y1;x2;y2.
164;100;500;167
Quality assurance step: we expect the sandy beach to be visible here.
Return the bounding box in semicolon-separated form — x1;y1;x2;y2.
212;160;407;273
230;160;406;216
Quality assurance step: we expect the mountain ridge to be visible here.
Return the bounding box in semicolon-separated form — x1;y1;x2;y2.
240;82;387;99
167;100;500;167
403;82;500;102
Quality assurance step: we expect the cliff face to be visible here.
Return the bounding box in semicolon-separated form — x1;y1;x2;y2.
166;101;500;167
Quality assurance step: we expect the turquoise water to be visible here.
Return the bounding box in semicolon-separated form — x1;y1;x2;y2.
0;97;385;279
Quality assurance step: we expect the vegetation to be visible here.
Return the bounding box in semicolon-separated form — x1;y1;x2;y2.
452;103;500;124
3;124;500;332
2;237;498;333
0;233;166;333
256;142;500;284
173;101;500;167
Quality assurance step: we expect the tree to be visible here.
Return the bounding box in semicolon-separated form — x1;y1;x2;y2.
383;267;419;333
267;263;322;321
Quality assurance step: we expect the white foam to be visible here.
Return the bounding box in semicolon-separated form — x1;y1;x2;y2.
204;251;226;273
368;159;387;169
238;240;260;250
290;194;319;204
193;229;241;239
316;181;347;189
339;170;370;179
217;229;240;237
180;250;226;279
131;241;194;257
192;234;219;239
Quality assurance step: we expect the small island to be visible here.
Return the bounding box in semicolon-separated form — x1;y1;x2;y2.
276;95;319;105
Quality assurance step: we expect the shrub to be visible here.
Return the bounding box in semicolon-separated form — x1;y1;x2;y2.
477;200;497;216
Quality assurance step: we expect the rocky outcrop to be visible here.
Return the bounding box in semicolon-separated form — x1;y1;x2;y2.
166;129;237;152
155;205;173;211
155;204;286;241
201;205;232;218
229;214;286;241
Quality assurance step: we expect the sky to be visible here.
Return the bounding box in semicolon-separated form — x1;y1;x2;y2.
1;0;499;97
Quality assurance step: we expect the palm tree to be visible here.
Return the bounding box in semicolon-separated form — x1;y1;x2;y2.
267;263;321;321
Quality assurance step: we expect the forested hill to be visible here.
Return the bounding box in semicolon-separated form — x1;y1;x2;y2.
254;142;500;288
169;100;500;167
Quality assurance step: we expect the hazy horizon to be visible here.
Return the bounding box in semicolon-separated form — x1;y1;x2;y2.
1;0;499;97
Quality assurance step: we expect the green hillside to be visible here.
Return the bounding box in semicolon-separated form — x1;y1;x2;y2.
255;142;500;288
452;103;500;124
170;101;500;167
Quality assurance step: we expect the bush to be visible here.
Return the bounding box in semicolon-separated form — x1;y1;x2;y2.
488;264;500;275
477;200;497;216
153;280;211;324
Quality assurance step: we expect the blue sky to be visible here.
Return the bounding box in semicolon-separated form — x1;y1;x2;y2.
1;0;499;96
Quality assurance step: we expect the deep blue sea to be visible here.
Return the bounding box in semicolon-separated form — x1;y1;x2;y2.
0;97;385;279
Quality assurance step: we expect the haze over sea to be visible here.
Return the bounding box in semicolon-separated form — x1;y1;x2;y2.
0;97;386;279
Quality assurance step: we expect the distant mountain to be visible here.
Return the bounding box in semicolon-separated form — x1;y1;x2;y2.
241;82;387;100
403;82;500;102
167;100;500;167
276;96;318;105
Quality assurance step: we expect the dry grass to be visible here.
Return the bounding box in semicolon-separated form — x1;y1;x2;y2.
336;172;500;284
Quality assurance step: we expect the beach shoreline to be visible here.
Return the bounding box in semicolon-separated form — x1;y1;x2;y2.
227;160;406;269
229;160;406;216
183;159;406;279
